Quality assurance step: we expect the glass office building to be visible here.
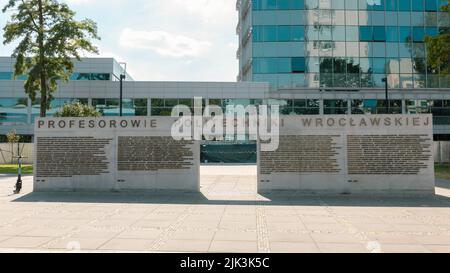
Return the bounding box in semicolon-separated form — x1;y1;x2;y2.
237;0;450;90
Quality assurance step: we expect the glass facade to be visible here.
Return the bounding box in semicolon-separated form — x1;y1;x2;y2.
244;0;450;89
0;98;28;125
0;72;111;81
32;98;89;121
70;73;111;81
93;98;147;116
151;98;206;116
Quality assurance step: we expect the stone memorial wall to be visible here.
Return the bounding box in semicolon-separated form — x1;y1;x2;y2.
34;117;200;192
258;115;435;196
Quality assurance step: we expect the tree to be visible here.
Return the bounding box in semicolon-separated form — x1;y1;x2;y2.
425;2;450;75
54;102;101;117
2;0;100;117
6;129;21;164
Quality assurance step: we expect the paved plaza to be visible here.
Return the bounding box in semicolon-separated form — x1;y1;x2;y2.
0;166;450;253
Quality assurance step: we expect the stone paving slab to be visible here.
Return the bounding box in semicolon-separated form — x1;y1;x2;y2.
0;167;450;253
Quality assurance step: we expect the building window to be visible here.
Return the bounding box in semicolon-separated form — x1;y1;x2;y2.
412;0;425;11
292;58;306;73
70;73;111;81
0;72;12;80
324;100;348;115
252;0;305;10
253;25;305;42
92;98;146;116
46;98;89;117
151;98;205;116
352;100;402;114
425;0;438;11
0;98;28;125
254;57;306;74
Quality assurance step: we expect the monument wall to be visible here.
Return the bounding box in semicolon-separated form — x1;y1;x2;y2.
258;115;435;196
34;117;200;192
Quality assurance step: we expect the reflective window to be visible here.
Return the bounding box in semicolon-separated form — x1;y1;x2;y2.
372;58;387;73
91;73;111;81
91;98;146;116
386;0;399;11
70;73;110;81
253;0;305;10
248;0;447;89
346;26;359;41
411;12;425;26
352;100;402;114
292;58;306;73
320;58;333;73
45;98;88;116
373;26;386;41
399;0;411;11
253;26;305;42
151;99;204;116
412;0;424;11
292;26;305;41
413;27;425;41
425;27;438;36
0;98;28;124
386;26;399;41
346;0;359;10
324;100;348;115
360;26;373;41
70;73;91;80
0;72;12;80
399;26;412;42
425;0;438;11
254;57;305;74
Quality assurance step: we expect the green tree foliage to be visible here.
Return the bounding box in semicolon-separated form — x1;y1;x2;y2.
54;102;101;117
2;0;100;117
6;129;20;144
425;2;450;75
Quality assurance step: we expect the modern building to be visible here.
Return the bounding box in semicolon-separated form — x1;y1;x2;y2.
236;0;450;140
1;0;450;163
0;57;270;162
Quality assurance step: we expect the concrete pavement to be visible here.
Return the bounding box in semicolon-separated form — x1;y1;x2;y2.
0;166;450;253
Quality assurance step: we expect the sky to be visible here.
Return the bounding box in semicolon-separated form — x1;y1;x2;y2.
0;0;239;81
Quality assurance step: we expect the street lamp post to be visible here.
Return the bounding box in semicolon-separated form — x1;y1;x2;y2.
119;74;125;117
382;77;389;114
112;62;127;117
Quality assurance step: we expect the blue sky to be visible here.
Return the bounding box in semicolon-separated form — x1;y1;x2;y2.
0;0;238;81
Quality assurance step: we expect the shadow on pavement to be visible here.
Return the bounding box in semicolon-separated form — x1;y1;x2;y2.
436;179;450;190
12;190;450;208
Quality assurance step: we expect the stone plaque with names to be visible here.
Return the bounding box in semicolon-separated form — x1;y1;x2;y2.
258;115;435;196
34;117;200;192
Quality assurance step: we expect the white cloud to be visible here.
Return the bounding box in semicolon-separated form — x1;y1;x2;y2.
119;28;211;58
153;0;236;24
0;0;239;81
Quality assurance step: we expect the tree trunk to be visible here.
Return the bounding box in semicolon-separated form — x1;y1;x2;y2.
37;0;47;118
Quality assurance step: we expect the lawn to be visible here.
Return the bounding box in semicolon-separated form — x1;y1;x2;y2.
435;164;450;181
0;164;33;175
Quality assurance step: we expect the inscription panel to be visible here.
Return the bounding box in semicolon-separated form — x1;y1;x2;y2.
260;135;342;175
118;136;194;171
36;137;112;178
347;135;432;175
34;117;200;192
258;115;435;195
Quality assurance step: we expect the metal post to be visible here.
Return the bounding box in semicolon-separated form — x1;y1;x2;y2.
118;62;127;117
14;154;22;194
119;74;124;117
382;77;389;114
